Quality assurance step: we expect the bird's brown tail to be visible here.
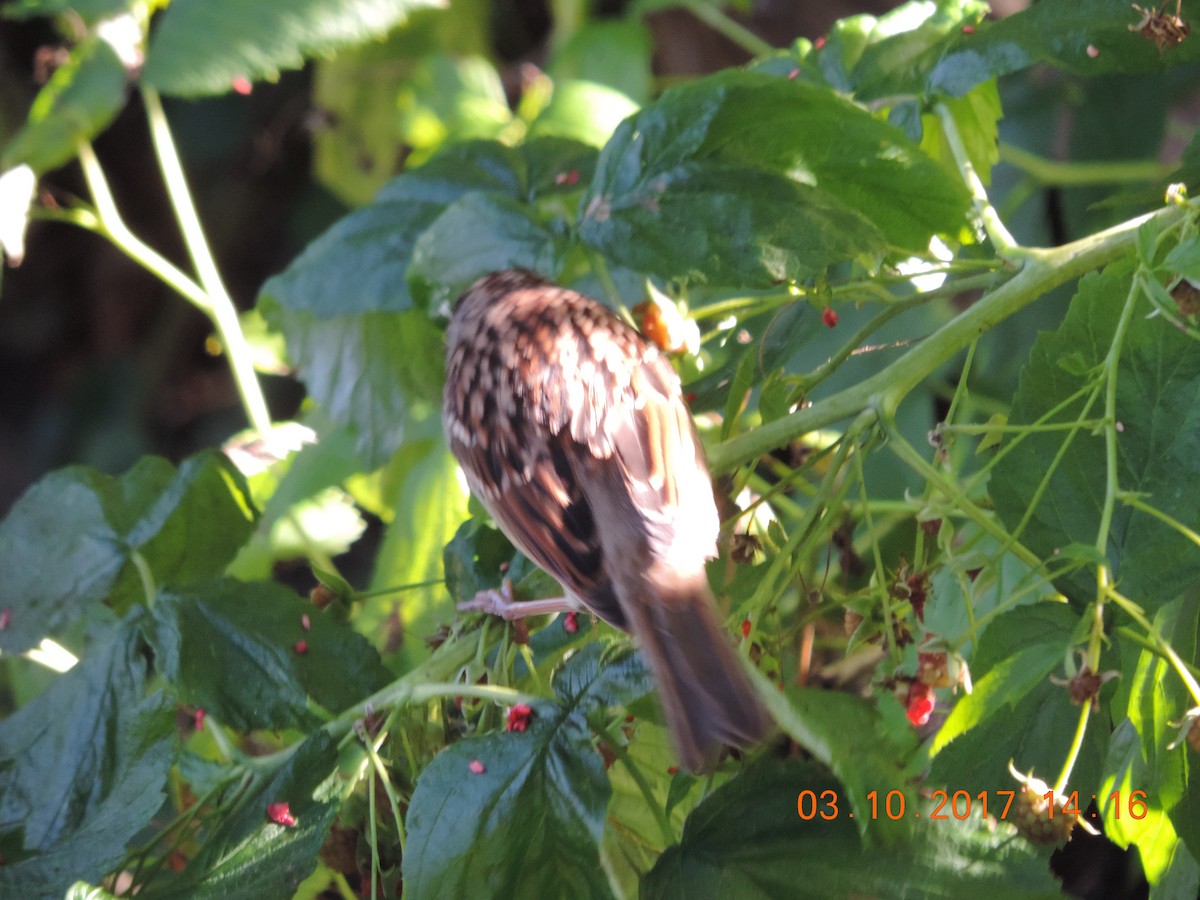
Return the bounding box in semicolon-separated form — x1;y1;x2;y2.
625;575;772;772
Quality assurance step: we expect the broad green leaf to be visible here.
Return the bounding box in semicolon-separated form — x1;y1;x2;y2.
397;52;512;166
921;79;1002;185
1123;595;1200;860
404;644;651;899
0;452;256;653
1101;718;1185;885
4;0;131;18
991;264;1200;608
142;0;445;97
932;0;1200;97
407;191;573;310
1163;236;1200;281
140;732;341;899
547;20;652;105
579;70;969;286
769;685;918;844
258;139;586;467
930;604;1108;803
1;36;128;173
148;578;390;731
360;423;470;666
642;758;1063;899
0;618;175;900
528;79;639;149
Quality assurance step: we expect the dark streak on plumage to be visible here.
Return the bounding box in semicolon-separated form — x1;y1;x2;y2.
443;269;770;770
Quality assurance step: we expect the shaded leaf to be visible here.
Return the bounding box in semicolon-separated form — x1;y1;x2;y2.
407;191;573;310
258;139;585;467
643;758;1062;898
148;578;390;731
991;264;1200;608
142;0;444;97
404;643;651;899
141;732;341;899
0;452;256;653
1;36;128;173
0;618;175;900
579;71;968;286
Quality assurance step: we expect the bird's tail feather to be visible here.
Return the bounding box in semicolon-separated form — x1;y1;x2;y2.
625;575;771;772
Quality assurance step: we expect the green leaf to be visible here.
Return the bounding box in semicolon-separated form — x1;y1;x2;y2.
258;139;584;467
642;757;1063;898
142;0;444;97
359;422;470;667
1121;595;1200;861
771;686;918;843
579;70;969;286
991;264;1200;608
407;191;573;310
0;618;175;900
404;643;651;899
527;79;639;149
141;732;341;899
1;36;128;173
930;604;1109;803
1163;236;1200;281
547;20;652;105
892;0;1200;99
1101;718;1186;885
3;0;132;19
0;452;256;653
148;578;390;731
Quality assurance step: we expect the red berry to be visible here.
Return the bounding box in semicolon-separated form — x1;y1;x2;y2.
821;306;839;328
506;703;534;733
905;681;936;726
468;759;486;775
563;611;579;634
266;802;296;827
294;640;308;654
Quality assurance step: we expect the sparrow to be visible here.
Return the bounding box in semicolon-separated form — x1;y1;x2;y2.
443;269;770;771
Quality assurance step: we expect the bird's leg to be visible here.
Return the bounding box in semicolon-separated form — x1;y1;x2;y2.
457;578;577;620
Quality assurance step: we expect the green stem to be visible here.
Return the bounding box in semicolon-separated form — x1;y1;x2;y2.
936;103;1020;256
73;145;212;311
141;87;272;436
999;143;1177;187
687;2;774;57
1054;701;1090;795
709;201;1192;474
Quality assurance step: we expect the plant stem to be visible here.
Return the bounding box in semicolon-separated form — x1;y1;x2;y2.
687;2;774;57
709;201;1192;474
142;87;272;436
999;143;1177;186
936;103;1020;256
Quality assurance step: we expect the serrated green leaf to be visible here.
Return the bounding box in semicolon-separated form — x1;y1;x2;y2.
0;452;256;653
407;191;573;310
148;578;390;731
579;70;968;286
917;0;1200;99
141;732;341;899
1;36;128;173
991;264;1200;608
258;139;578;467
930;604;1109;803
643;757;1062;899
142;0;445;97
1163;237;1200;280
0;618;175;900
1123;595;1200;860
1101;718;1183;884
404;643;650;899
